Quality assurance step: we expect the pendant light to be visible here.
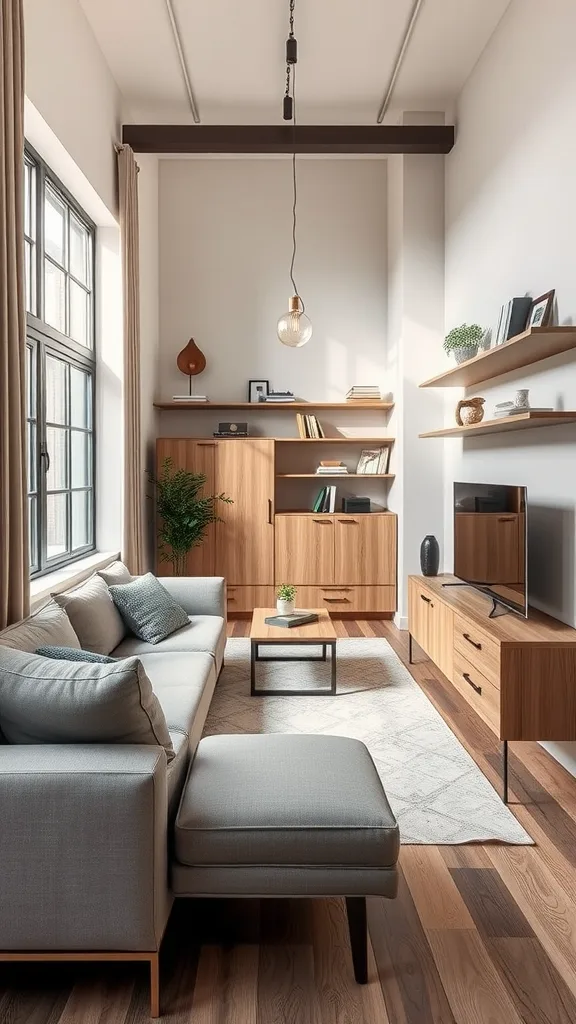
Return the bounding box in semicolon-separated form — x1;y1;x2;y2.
277;0;312;348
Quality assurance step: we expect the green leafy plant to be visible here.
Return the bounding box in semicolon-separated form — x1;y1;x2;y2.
276;583;297;602
150;457;232;576
443;323;485;354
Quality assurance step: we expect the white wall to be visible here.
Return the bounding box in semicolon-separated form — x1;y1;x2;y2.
444;0;576;775
138;155;160;568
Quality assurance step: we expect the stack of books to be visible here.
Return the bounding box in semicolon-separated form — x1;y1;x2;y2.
346;386;382;401
261;391;295;403
172;394;209;402
315;462;348;475
312;485;337;513
296;413;325;438
493;401;552;418
494;297;532;346
356;447;391;474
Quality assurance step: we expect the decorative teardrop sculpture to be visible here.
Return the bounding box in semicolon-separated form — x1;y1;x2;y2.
177;337;206;377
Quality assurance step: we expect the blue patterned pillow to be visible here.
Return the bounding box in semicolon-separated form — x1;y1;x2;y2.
36;646;116;663
109;573;189;645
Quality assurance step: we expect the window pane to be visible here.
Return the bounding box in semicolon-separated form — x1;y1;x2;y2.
44;259;66;333
70;367;91;428
46;355;67;423
44;184;66;265
70;213;89;285
46;426;68;490
26;345;35;417
46;492;68;559
25;240;34;314
69;280;89;346
27;421;37;493
71;431;91;487
72;490;91;550
24;161;31;236
29;495;37;569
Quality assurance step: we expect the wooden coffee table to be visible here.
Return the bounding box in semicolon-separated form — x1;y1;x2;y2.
249;608;337;696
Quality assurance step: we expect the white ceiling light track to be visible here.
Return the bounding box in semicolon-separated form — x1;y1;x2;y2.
376;0;425;124
163;0;201;124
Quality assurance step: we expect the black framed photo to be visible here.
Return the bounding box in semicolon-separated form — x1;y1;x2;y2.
527;289;555;329
248;379;269;403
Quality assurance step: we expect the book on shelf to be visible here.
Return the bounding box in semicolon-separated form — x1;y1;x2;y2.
315;463;348;474
494;297;532;345
312;487;327;512
312;485;336;512
261;390;295;402
346;385;382;401
493;405;553;418
296;413;325;438
356;446;391;474
171;394;209;402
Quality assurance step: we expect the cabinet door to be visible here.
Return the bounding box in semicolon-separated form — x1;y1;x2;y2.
155;439;216;576
408;578;431;656
215;440;274;585
334;515;396;585
428;602;454;680
275;516;335;585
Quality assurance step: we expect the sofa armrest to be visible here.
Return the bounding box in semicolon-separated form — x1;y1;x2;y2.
0;745;171;951
158;576;226;619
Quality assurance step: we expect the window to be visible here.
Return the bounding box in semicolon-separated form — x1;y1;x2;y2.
25;146;96;576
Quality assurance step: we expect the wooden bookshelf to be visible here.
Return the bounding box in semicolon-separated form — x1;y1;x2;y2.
277;473;395;478
154;400;394;410
419;410;576;439
419;326;576;389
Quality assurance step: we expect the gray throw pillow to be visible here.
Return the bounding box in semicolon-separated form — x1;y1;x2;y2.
97;560;133;587
53;575;126;655
36;646;115;664
109;573;189;645
0;649;174;760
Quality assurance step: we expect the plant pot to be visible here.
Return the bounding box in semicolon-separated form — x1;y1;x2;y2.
453;344;478;364
277;599;295;616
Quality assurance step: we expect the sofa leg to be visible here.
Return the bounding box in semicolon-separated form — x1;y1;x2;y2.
345;897;368;984
150;953;160;1018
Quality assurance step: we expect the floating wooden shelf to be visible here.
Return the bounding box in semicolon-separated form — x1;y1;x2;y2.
419;327;576;389
276;473;395;479
419;411;576;439
276;510;394;516
274;437;395;443
154;401;394;410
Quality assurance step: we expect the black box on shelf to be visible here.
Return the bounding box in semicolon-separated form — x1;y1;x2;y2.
342;496;371;513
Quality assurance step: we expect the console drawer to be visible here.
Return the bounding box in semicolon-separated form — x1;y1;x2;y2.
227;586;274;613
454;614;500;688
293;585;396;613
452;650;500;735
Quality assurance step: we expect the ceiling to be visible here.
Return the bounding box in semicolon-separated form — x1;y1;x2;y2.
79;0;511;125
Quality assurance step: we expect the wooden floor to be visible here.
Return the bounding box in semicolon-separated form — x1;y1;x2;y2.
3;619;576;1022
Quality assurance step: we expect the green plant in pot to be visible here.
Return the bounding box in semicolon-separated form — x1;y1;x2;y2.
150;457;232;576
276;584;297;616
443;323;485;365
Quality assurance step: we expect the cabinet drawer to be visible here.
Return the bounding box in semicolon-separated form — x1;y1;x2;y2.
292;585;396;613
454;614;500;688
452;650;500;735
227;586;274;613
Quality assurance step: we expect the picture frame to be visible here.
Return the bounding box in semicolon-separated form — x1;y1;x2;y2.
527;289;555;329
248;379;269;404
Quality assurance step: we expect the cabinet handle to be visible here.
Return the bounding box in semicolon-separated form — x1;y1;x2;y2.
420;594;432;604
197;442;217;446
324;597;351;603
463;671;482;695
321;586;352;592
498;517;515;522
463;632;482;651
313;519;333;524
337;519;358;524
268;499;273;525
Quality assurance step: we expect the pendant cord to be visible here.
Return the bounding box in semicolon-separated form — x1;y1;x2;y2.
289;63;300;304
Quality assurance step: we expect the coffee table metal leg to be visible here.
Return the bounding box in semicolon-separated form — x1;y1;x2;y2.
250;641;257;695
331;642;337;694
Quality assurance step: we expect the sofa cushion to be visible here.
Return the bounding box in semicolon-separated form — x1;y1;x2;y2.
53;576;126;655
0;649;174;760
174;734;399;868
36;646;115;664
97;559;133;586
0;600;80;653
109;573;189;645
112;615;226;671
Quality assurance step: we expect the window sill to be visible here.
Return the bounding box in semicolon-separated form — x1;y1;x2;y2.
30;550;120;609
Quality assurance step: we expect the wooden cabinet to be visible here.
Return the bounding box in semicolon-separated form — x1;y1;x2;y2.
295;585;396;614
275;516;335;584
334;515;396;585
408;578;453;678
156;438;218;576
227;586;275;613
215;440;274;585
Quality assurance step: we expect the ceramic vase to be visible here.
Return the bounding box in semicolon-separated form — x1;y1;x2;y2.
514;389;530;410
420;535;440;577
456;396;485;426
277;599;295;616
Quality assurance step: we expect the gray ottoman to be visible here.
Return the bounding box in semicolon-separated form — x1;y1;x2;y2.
172;733;399;983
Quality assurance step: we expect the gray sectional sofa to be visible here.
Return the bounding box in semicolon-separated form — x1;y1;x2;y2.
0;572;227;999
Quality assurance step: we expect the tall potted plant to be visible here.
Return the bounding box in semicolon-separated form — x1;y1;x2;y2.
150;457;232;575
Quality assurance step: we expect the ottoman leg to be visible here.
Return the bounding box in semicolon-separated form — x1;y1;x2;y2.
345;897;368;984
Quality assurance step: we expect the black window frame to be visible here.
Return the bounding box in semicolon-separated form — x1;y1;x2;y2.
25;143;97;579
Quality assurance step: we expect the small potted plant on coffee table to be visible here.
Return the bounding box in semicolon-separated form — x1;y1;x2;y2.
443;323;485;364
276;584;297;616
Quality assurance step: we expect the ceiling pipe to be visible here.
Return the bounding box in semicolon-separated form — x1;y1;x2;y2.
376;0;425;124
163;0;201;124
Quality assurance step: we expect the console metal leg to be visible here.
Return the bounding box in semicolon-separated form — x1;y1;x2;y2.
502;740;509;804
408;632;413;664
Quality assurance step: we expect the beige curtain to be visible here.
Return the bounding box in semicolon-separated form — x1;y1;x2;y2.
0;0;28;628
117;144;144;575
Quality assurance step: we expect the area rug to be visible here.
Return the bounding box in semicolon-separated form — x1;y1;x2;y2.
203;637;532;845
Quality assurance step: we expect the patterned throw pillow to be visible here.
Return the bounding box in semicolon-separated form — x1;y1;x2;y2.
36;646;115;664
109;573;189;645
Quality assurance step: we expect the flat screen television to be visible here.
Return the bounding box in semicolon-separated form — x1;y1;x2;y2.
453;482;528;618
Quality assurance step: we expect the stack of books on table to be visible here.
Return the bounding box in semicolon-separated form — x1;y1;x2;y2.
261;391;295;402
296;413;325;438
346;386;382;401
315;462;348;475
171;394;209;402
312;485;337;513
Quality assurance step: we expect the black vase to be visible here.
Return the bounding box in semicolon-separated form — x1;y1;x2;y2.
420;535;440;576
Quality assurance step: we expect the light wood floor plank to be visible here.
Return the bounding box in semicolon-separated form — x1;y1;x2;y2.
400;847;475;932
425;929;524;1024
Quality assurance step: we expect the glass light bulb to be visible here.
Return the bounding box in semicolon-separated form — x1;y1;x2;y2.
277;295;312;348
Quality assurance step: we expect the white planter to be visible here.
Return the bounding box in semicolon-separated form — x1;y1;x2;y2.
277;598;295;616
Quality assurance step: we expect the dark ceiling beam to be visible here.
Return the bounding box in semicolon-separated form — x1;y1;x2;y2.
121;124;455;155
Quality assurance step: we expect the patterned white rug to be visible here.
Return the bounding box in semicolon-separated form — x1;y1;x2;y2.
203;637;532;845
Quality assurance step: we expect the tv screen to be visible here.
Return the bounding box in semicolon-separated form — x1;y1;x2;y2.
453;482;528;617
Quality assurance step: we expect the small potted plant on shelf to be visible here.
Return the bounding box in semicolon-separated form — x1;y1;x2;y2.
276;584;297;616
443;323;485;364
